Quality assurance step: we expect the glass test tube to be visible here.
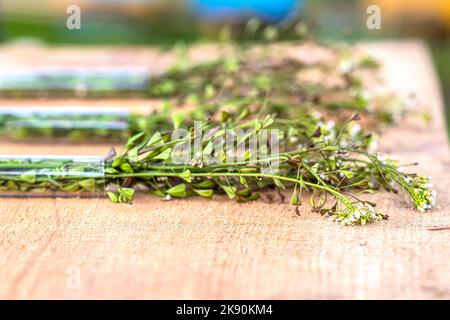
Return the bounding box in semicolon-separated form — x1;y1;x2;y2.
0;107;131;142
0;67;150;97
0;155;105;198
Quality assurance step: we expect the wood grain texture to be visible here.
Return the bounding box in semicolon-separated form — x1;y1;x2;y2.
0;41;449;299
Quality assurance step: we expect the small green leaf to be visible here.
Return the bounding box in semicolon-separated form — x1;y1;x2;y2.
222;185;236;199
246;193;260;201
179;170;192;183
204;84;216;99
161;100;172;112
273;178;285;189
319;146;339;152
79;179;96;192
193;188;214;198
224;56;239;72
171;114;185;129
147;132;162;147
19;183;30;191
107;191;119;203
6;180;19;191
194;180;215;188
112;156;124;168
359;189;377;194
254;119;262;131
104;167;119;174
127;147;139;162
221;111;232;122
203;141;213;155
262;114;274;128
237;188;251;197
290;189;299;205
152;189;165;197
153;148;172;160
341;170;354;179
120;163;133;173
20;170;36;184
243;150;252;161
213;129;226;139
126;132;145;148
237;107;250;121
310;163;319;175
186;94;199;104
62;182;80;193
68;166;85;173
239;176;248;187
254;75;271;91
310;194;316;208
166;183;187;198
118;187;135;202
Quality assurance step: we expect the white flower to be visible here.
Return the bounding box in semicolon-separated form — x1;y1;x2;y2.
348;123;362;138
333;202;382;226
338;60;354;73
376;153;386;162
326;120;335;129
368;139;378;153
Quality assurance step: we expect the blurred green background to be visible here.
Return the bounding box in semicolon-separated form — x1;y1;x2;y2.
0;0;449;136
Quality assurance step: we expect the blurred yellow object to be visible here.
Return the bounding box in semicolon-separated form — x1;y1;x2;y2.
368;0;450;28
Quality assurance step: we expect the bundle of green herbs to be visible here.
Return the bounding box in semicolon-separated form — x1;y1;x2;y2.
0;37;414;142
149;40;412;129
0;98;436;225
0;27;437;225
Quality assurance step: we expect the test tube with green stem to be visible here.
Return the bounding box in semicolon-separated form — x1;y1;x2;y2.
0;107;131;142
0;102;220;142
0;67;151;98
0;155;105;198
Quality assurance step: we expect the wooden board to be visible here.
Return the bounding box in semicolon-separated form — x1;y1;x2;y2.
0;41;449;299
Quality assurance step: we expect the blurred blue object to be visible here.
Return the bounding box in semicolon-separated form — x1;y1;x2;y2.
191;0;303;23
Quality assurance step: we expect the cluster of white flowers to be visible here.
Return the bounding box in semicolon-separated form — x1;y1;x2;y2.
408;175;437;212
347;122;362;139
374;154;437;212
367;134;379;153
332;202;384;226
338;58;356;74
375;152;399;166
316;119;337;145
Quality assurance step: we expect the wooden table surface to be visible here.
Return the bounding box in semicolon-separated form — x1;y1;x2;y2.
0;41;449;299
